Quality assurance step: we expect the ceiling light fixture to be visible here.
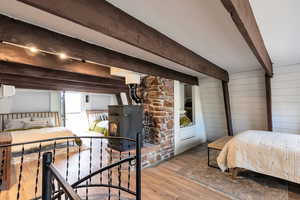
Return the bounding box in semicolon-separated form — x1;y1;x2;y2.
2;41;90;63
29;46;38;53
59;53;67;59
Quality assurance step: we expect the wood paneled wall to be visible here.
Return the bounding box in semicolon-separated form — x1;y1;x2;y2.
199;78;227;141
272;64;300;134
229;70;268;134
200;69;268;140
201;65;300;139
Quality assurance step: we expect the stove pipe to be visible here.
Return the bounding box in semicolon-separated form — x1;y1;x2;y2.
128;84;142;104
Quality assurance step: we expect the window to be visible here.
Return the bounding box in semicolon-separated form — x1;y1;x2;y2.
65;92;82;114
180;83;194;128
64;92;87;131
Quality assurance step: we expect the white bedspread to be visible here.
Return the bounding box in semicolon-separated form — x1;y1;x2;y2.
217;130;300;184
10;127;76;152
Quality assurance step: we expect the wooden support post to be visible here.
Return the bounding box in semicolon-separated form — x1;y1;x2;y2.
222;81;233;136
0;132;12;190
116;94;123;105
265;74;273;131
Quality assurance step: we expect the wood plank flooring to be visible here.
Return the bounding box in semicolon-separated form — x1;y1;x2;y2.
0;139;229;200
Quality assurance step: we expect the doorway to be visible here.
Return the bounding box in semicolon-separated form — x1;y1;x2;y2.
174;81;206;155
65;92;88;133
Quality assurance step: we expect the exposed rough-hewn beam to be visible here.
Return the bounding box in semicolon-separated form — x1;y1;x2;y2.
0;43;122;81
18;0;228;82
1;80;122;94
2;81;120;94
0;73;126;94
0;60;126;88
221;0;273;76
0;14;198;85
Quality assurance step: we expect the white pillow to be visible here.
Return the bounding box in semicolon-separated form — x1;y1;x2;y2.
24;121;48;129
32;117;56;127
4;121;25;131
4;117;31;131
96;120;108;129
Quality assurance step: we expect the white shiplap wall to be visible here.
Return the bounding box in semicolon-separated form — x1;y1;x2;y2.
200;69;268;140
272;64;300;134
199;78;227;141
229;70;267;134
200;66;300;140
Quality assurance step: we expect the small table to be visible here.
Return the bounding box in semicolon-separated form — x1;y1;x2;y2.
207;136;232;168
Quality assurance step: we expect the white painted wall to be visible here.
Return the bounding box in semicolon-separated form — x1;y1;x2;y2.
110;95;118;106
174;81;207;155
82;93;117;111
90;94;113;110
120;92;128;105
200;69;268;140
82;93;117;110
200;66;300;139
272;64;300;134
50;92;61;112
0;89;61;113
229;70;268;134
199;77;227;141
0;97;12;113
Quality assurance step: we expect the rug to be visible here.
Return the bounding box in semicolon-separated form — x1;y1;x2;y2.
174;145;300;200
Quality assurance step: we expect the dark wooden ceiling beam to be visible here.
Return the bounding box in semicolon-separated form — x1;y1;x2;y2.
221;0;273;76
0;43;123;81
18;0;228;82
0;60;126;88
1;80;121;94
0;73;127;94
0;14;198;85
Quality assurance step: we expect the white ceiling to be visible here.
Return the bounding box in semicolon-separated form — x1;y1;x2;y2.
250;0;300;67
0;0;265;78
107;0;261;73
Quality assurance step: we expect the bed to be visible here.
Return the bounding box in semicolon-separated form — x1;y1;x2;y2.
217;130;300;184
0;112;77;153
86;110;109;135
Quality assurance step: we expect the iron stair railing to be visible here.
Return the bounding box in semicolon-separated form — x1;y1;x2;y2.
0;133;142;200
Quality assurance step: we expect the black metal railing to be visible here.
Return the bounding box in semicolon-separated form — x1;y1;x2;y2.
0;133;142;200
42;152;81;200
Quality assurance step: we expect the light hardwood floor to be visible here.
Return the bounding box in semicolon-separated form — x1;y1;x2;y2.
0;139;228;200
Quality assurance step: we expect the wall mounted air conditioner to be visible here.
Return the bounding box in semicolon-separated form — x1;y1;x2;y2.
0;84;16;97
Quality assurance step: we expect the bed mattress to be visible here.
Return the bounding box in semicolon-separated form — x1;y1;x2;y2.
9;127;76;152
217;130;300;184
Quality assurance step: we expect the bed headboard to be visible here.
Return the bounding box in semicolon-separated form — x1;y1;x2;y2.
0;111;61;131
86;110;108;126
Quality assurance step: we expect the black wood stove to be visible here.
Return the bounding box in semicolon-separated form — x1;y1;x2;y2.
108;105;144;151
